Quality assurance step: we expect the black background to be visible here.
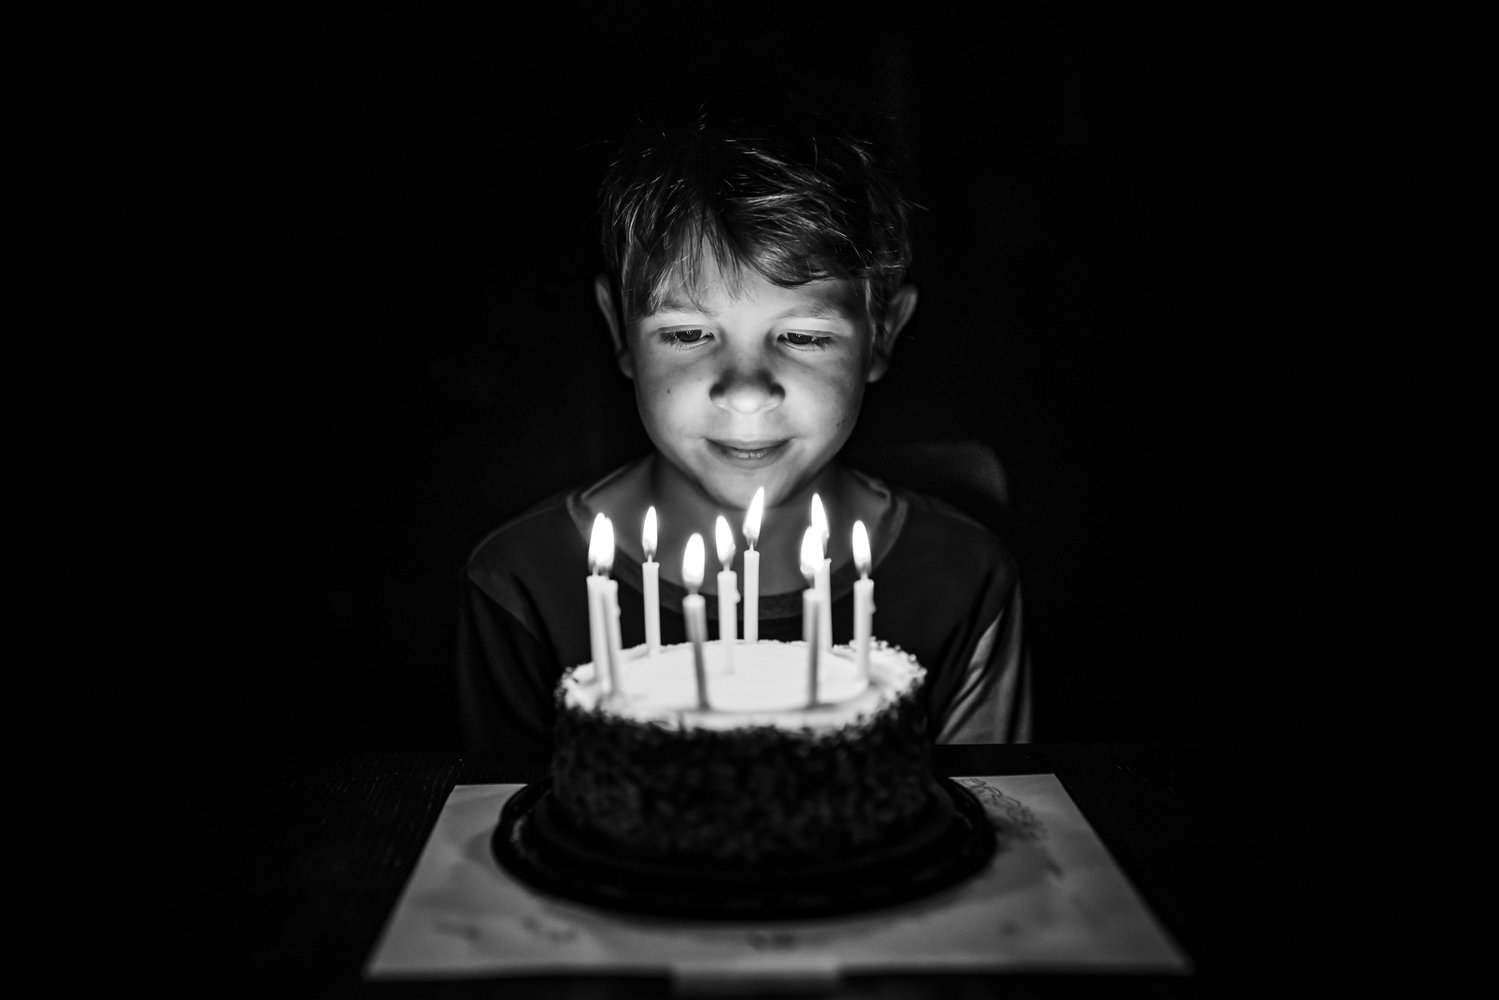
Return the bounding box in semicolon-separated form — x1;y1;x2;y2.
23;4;1486;760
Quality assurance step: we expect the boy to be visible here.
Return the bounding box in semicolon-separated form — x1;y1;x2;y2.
458;88;1030;764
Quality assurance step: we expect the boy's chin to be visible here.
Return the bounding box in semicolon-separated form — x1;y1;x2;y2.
661;448;839;513
697;468;826;514
697;477;773;513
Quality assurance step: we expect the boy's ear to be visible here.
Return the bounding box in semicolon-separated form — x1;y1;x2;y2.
594;274;634;379
867;284;918;383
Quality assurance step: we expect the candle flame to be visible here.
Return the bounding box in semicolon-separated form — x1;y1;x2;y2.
810;493;828;552
643;506;657;561
683;532;705;592
852;520;871;578
743;487;764;548
588;512;615;574
715;515;735;568
799;526;822;584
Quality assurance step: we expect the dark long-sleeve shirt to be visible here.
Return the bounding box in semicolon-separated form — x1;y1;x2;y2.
457;468;1031;764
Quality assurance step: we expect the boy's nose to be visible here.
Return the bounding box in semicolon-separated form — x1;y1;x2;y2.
710;363;785;415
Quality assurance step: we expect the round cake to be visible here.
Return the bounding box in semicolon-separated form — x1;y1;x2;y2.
549;639;941;868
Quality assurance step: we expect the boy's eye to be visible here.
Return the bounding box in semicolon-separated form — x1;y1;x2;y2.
659;328;712;348
781;332;832;350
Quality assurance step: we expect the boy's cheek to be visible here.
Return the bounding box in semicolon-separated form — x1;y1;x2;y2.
636;358;715;396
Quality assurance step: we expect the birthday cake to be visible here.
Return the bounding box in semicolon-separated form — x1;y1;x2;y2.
548;638;941;868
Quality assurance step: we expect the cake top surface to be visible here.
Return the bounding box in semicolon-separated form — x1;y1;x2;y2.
562;639;923;732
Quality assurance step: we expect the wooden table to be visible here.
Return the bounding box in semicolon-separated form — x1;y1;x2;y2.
54;741;1424;997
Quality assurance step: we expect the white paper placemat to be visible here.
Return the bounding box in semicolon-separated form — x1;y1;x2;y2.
365;774;1188;984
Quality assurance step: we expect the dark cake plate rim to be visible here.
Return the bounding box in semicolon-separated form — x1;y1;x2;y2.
491;776;998;921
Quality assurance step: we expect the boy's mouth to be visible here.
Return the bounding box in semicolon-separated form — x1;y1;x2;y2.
707;439;789;464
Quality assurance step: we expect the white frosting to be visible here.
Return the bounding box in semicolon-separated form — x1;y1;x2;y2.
563;640;923;732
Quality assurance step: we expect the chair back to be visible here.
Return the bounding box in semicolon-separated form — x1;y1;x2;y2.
853;439;1009;529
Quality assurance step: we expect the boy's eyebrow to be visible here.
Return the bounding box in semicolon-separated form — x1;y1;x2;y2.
649;295;855;321
770;301;853;321
654;293;712;316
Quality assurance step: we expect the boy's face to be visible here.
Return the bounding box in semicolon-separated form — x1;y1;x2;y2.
603;266;904;512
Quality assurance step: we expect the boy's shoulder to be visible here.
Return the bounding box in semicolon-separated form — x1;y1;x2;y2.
846;464;1004;549
876;478;1019;583
464;487;585;584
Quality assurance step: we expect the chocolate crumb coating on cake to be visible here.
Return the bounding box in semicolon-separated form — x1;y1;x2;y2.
549;642;939;867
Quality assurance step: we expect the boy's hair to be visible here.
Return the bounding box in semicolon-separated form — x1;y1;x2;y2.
598;86;913;334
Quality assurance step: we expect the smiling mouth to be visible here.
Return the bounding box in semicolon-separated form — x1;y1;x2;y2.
708;439;789;462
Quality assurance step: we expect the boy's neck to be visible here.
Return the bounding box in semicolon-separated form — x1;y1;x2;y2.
591;454;885;594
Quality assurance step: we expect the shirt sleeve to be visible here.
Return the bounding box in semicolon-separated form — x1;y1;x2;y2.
931;580;1033;745
455;568;562;767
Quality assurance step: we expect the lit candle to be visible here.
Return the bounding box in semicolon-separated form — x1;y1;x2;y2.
800;526;822;706
715;515;738;671
742;487;764;643
852;520;875;681
642;506;660;655
810;494;833;652
602;573;624;699
682;532;709;709
598;516;623;695
586;513;611;691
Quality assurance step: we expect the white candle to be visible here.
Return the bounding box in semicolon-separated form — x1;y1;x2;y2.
602;575;623;697
683;532;709;709
852;519;874;681
642;506;660;655
742;487;763;643
810;494;833;652
800;526;822;706
715;515;738;671
598;516;623;694
587;513;611;691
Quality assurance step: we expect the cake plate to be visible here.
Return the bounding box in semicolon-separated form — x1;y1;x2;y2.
491;777;997;920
